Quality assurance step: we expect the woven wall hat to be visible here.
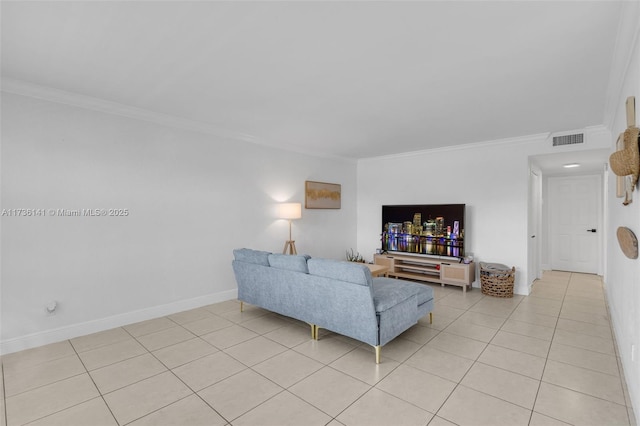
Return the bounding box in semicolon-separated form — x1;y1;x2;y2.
609;126;640;190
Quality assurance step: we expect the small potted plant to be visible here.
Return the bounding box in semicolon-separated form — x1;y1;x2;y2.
346;248;365;263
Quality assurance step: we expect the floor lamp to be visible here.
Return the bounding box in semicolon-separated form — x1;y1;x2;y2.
279;202;302;255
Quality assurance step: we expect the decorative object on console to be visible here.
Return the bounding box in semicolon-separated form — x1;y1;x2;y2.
616;227;638;259
346;248;365;263
305;181;341;209
278;202;302;254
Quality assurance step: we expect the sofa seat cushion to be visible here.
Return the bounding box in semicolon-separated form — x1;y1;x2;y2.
372;279;418;312
415;285;434;305
372;278;433;311
268;254;311;273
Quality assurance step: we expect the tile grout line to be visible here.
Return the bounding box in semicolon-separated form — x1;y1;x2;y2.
9;339;124;426
434;290;536;422
130;311;268;426
221;304;433;424
429;291;498;423
1;362;7;426
533;273;631;424
240;330;371;425
527;272;572;425
203;312;365;424
98;312;286;425
118;315;230;425
69;336;123;426
153;308;346;425
428;274;610;423
91;321;196;425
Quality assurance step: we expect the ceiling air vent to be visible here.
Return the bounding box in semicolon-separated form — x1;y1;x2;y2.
552;133;584;147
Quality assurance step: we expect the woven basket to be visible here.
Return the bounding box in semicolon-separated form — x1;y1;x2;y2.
480;263;515;298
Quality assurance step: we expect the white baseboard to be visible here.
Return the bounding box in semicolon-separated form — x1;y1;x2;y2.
0;289;238;355
606;285;640;422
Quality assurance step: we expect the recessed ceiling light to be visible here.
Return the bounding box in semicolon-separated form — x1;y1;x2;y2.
563;163;581;168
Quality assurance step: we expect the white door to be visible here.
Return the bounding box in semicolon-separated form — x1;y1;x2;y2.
549;175;601;273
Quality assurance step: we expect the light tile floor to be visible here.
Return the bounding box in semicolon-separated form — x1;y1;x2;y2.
1;271;637;426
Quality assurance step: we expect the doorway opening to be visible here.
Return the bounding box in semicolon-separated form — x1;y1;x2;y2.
528;150;608;289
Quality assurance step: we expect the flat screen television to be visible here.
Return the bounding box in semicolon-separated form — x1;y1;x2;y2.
381;204;465;258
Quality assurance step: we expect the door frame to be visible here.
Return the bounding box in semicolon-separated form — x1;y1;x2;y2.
528;169;543;290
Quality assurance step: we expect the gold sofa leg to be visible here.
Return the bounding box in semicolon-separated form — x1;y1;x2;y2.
430;312;433;324
374;346;381;364
240;301;244;312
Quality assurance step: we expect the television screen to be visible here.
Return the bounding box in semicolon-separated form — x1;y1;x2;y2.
381;204;465;258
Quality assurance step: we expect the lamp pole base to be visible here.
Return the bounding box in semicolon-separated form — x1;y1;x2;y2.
283;240;297;255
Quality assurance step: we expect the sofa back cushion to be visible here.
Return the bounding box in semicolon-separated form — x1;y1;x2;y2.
268;254;311;273
233;248;271;266
307;258;372;287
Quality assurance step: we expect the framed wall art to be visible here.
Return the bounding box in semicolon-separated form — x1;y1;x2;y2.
305;181;341;209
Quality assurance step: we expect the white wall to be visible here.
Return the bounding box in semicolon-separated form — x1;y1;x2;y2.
357;129;612;296
0;92;357;354
605;1;640;417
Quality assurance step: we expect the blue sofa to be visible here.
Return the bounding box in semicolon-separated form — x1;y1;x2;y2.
232;248;434;363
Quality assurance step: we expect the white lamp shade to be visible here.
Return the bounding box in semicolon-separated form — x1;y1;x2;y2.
278;202;302;220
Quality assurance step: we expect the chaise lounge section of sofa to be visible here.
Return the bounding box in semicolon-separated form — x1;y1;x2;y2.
232;248;434;363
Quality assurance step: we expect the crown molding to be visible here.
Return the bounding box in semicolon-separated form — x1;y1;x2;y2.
360;123;611;163
603;1;640;130
1;78;357;164
359;131;551;163
1;77;264;143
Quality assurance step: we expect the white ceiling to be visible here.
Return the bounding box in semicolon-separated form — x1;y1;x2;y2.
531;148;611;175
1;1;624;160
